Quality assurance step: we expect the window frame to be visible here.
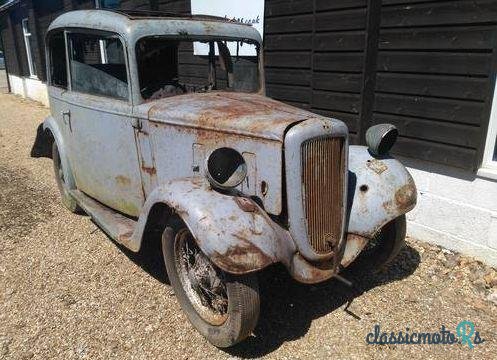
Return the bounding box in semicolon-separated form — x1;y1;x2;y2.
135;35;263;102
478;79;497;179
46;29;69;90
65;28;132;102
21;18;37;79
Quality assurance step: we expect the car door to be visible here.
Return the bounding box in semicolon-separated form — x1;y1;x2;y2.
63;30;144;217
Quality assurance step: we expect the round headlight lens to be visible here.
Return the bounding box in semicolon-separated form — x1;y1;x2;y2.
365;123;398;156
206;147;247;189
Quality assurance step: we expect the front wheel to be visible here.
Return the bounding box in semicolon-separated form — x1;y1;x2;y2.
356;215;407;271
161;217;260;347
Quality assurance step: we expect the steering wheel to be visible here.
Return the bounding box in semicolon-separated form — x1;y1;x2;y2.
141;79;187;97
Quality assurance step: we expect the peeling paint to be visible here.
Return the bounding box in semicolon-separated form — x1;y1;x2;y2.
366;158;388;175
341;234;369;267
395;177;417;211
115;175;131;186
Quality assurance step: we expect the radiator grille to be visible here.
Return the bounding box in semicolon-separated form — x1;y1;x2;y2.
301;137;345;254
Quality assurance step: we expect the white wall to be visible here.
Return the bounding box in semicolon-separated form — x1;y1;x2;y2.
402;157;497;267
8;73;25;97
8;74;49;106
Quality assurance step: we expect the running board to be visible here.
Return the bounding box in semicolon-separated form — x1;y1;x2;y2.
70;190;137;246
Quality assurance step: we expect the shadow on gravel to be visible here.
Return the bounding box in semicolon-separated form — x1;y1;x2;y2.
100;221;170;284
31;123;53;159
226;245;421;358
0;165;56;238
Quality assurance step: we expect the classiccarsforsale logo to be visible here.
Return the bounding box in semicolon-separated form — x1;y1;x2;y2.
366;321;485;348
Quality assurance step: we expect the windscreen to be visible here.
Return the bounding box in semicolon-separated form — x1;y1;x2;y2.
136;37;260;101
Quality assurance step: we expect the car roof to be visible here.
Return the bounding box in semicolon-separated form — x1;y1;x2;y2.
48;9;262;45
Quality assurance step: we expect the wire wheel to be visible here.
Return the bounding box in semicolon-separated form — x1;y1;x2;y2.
162;217;260;347
174;228;229;325
357;215;406;270
54;147;66;186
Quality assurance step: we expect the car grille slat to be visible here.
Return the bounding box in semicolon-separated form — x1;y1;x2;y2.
301;137;345;254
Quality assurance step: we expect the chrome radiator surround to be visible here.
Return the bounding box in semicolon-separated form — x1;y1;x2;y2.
284;118;349;262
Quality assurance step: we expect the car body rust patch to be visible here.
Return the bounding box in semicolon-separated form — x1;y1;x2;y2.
367;159;388;175
210;237;274;274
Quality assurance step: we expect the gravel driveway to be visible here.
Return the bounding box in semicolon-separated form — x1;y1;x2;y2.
0;93;496;359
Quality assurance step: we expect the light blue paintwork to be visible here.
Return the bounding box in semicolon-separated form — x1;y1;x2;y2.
44;10;417;282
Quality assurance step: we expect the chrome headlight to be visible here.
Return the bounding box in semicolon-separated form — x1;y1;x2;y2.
206;147;247;189
365;123;398;156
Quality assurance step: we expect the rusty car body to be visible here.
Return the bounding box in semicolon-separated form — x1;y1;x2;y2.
42;9;417;347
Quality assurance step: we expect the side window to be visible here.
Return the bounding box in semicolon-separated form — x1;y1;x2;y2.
68;32;128;100
48;31;67;89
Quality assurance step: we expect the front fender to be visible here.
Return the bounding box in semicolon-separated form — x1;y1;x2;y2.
129;178;295;274
347;145;417;237
42;115;61;150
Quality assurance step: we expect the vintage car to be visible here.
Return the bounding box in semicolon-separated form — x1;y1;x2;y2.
42;9;417;347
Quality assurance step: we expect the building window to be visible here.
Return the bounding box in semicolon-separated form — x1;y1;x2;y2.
479;80;497;178
68;32;128;100
21;18;37;78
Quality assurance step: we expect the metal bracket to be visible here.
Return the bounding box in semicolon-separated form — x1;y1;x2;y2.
131;118;143;131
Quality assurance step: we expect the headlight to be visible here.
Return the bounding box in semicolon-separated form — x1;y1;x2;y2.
206;147;247;189
365;123;398;156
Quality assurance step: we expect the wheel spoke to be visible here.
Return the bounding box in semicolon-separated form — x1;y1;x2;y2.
175;230;228;325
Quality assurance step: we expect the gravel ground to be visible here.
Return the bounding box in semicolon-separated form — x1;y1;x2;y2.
0;93;496;360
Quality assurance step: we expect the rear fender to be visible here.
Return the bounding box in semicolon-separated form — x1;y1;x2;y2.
43;116;77;189
129;178;295;274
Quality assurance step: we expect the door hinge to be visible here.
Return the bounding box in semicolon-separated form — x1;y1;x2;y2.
61;110;72;132
131;118;143;131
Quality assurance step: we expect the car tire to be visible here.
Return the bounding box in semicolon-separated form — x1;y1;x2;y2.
357;215;407;270
52;142;82;214
161;216;260;348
